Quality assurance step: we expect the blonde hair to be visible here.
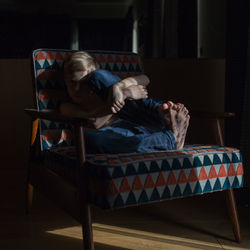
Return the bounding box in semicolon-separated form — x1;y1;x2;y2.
65;51;99;75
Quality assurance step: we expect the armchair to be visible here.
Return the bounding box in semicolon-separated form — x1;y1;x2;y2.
25;49;243;249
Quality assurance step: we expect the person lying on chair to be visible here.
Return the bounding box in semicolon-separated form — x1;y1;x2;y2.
60;51;190;153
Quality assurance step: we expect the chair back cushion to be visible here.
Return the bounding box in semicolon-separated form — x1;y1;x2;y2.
32;49;143;151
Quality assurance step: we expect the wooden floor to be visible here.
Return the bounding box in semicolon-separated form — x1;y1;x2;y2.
1;189;250;250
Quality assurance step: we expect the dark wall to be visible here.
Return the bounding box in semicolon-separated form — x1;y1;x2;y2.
0;12;71;58
225;0;249;147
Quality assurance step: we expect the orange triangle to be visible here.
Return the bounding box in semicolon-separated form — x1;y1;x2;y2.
132;175;144;190
228;163;236;176
65;53;71;61
167;171;177;185
198;167;208;180
107;54;114;62
46;51;55;60
178;169;188;183
218;164;227;177
188;168;198;182
107;179;119;195
55;52;63;60
115;55;122;63
123;55;129;63
119;177;131;192
36;51;45;60
208;165;217;178
144;174;155;188
236;163;244;175
131;55;136;63
156;172;167;186
99;54;106;63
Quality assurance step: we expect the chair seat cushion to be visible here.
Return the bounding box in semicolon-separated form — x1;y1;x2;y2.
44;145;244;210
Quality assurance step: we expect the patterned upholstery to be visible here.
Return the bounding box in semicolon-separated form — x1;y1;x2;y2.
44;145;243;210
32;49;143;151
32;49;244;211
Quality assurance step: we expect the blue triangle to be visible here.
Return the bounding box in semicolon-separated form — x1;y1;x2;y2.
223;154;230;164
112;167;124;178
128;64;135;72
194;156;202;167
173;185;182;197
126;191;137;206
121;63;127;72
194;182;203;194
43;59;51;69
222;177;230;189
203;155;212;166
138;190;149;204
136;64;142;73
113;63;120;72
150;188;160;201
161;187;171;199
52;60;60;70
203;180;212;192
183;158;193;169
105;64;112;71
42;140;49;150
125;163;136;176
232;153;239;163
183;183;192;196
149;161;160;173
213;154;222;165
213;178;222;191
161;159;171;170
232;176;240;188
38;100;46;110
113;194;124;209
138;162;148;174
35;60;42;70
172;158;182;169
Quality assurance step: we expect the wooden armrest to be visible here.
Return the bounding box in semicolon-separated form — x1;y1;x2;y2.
191;110;235;119
24;108;88;125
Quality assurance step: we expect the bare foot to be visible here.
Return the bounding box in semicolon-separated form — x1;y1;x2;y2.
158;101;182;129
123;85;148;100
110;85;148;113
169;104;190;150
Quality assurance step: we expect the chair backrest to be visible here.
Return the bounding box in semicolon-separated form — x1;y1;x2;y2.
32;49;144;151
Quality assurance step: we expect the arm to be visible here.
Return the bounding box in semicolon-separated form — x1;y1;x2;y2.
60;102;113;129
110;74;149;113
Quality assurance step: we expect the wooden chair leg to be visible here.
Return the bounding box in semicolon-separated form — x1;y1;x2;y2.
81;203;94;250
26;183;34;214
226;189;241;242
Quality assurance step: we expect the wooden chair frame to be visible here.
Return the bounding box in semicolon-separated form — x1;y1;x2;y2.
25;108;241;250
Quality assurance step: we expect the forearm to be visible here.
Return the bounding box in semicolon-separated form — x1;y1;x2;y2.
59;102;114;129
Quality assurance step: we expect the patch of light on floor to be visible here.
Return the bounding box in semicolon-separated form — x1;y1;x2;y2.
46;223;247;250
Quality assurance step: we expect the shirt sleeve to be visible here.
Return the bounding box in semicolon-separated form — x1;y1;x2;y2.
87;69;121;100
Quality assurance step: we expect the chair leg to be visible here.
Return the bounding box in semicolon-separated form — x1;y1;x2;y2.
81;203;94;250
226;189;241;242
26;183;34;214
